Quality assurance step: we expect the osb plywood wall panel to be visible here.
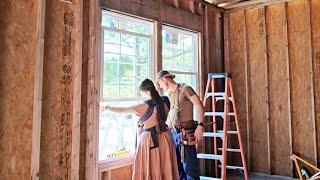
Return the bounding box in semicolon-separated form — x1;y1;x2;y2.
227;10;249;164
40;0;77;178
266;4;292;176
245;7;270;173
0;0;37;178
287;0;316;165
311;0;320;165
225;0;319;176
101;165;133;180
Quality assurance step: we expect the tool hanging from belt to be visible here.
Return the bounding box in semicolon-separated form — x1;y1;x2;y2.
174;120;198;162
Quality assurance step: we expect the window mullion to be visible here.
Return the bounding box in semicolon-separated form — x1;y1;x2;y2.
118;32;121;96
134;36;137;96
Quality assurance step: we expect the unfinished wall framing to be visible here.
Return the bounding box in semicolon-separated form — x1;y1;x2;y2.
0;0;38;178
224;0;320;176
2;0;320;179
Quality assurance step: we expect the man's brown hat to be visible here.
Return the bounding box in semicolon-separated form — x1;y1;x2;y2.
156;70;175;82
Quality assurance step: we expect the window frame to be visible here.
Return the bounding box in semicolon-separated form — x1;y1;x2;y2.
97;11;202;168
162;25;200;93
99;10;157;164
100;10;156;102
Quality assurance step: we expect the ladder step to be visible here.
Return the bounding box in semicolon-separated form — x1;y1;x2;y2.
218;148;241;152
197;153;222;161
218;165;244;170
203;132;224;138
205;112;235;117
208;73;231;79
206;92;225;97
215;97;233;101
217;130;238;134
200;176;221;180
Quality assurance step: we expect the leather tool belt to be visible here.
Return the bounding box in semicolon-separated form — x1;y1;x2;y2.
175;120;198;146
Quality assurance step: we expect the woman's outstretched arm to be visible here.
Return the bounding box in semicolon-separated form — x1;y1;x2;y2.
100;105;136;114
100;102;147;116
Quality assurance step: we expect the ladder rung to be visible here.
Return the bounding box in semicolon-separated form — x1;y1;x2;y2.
217;130;238;134
197;153;222;161
203;132;224;138
218;165;244;170
205;112;235;117
215;97;233;101
218;148;241;152
208;73;231;79
206;92;225;97
200;176;221;180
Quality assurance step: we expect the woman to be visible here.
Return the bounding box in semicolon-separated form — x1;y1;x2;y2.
101;79;179;180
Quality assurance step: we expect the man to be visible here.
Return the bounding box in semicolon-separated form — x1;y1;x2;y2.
156;70;204;180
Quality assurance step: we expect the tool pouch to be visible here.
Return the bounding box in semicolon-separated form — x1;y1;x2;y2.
178;120;198;162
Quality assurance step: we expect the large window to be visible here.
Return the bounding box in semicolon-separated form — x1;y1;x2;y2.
99;12;200;163
99;11;154;161
162;26;199;92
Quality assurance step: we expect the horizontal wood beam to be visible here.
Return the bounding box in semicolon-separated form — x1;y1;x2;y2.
205;0;239;5
193;0;226;12
216;0;242;7
225;0;295;11
162;3;202;32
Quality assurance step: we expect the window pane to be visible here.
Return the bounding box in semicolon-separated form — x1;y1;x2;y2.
120;85;135;97
103;85;119;98
104;43;120;54
174;74;197;91
121;34;135;56
185;74;197;90
127;21;150;35
104;30;119;44
173;49;184;68
99;101;140;160
120;55;134;64
104;61;118;85
120;76;135;85
137;56;148;64
104;53;119;63
172;34;184;51
100;11;153;161
184;35;193;50
101;16;118;28
136;64;148;77
162;26;198;74
119;63;134;77
174;74;185;84
184;52;194;72
136;37;149;57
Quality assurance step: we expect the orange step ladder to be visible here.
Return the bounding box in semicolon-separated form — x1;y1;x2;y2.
197;73;248;180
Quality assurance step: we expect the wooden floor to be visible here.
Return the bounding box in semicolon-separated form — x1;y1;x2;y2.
228;172;295;180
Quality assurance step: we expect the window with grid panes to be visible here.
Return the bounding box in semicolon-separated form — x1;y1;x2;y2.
162;25;199;92
99;11;154;161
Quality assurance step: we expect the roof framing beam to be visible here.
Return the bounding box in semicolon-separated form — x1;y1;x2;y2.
224;0;296;11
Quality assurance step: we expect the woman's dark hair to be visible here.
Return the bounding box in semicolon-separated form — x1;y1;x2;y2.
139;79;166;122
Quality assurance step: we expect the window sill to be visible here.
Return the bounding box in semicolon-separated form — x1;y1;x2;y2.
98;154;134;172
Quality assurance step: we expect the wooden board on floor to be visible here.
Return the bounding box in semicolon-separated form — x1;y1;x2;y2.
245;7;270;174
287;0;317;165
311;0;320;165
266;3;292;176
100;165;133;180
227;10;249;165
